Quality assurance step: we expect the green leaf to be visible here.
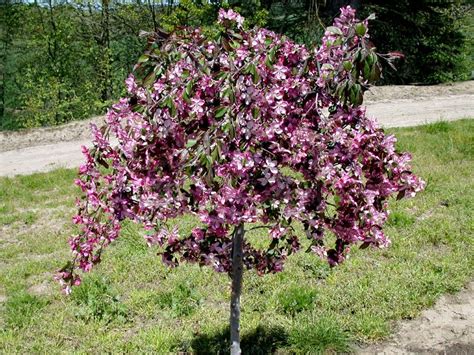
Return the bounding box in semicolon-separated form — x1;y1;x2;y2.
355;23;366;37
215;107;228;119
222;120;236;138
247;63;260;84
321;63;334;71
363;61;371;79
343;61;353;71
230;40;241;49
182;90;189;102
229;31;243;40
186;139;198;148
185;80;194;97
366;52;377;67
349;84;363;106
221;86;232;99
164;96;177;116
252;107;260;119
222;121;232;134
138;54;149;63
369;64;381;82
211;146;219;161
265;47;278;69
143;70;156;88
205;155;213;168
269;47;277;62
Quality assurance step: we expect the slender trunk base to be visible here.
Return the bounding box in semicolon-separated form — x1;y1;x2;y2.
230;223;244;355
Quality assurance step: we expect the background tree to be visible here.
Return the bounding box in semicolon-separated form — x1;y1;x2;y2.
232;0;472;82
0;0;471;130
357;0;472;84
0;0;22;121
57;8;424;353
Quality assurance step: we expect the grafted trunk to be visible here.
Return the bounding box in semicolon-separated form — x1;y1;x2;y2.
230;223;244;355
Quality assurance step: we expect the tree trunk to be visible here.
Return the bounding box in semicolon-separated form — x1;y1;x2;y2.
0;1;10;119
147;0;158;32
101;0;111;102
230;223;244;355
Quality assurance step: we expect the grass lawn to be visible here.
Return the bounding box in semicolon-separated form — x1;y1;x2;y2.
0;119;473;353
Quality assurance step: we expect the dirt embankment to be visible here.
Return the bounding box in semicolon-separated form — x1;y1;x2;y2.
0;116;104;153
0;81;473;176
1;81;473;154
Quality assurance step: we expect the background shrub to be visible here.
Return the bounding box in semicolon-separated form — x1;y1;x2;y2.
1;0;471;130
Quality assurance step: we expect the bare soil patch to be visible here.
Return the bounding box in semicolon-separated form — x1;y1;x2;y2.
0;116;104;153
358;281;474;354
364;80;474;103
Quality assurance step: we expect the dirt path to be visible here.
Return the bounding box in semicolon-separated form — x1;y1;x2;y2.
358;281;474;354
0;81;473;177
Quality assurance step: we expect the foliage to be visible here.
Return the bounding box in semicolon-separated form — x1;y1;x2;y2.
1;1;471;131
357;0;472;84
57;7;423;296
232;0;473;84
0;0;219;130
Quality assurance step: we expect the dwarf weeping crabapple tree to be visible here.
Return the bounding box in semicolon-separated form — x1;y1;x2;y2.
57;7;424;353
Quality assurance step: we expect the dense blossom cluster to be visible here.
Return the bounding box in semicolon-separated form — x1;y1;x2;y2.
57;7;424;293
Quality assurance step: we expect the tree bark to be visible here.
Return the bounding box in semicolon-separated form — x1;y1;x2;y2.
230;223;244;355
100;0;111;102
0;0;10;119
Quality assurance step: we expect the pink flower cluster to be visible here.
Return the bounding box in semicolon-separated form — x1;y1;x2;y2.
57;7;424;293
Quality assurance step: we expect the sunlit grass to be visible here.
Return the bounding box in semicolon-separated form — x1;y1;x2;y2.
0;119;473;352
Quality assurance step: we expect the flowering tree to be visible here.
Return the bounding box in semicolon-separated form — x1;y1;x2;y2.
58;7;424;353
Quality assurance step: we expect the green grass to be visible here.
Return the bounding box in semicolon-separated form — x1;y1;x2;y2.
0;119;473;353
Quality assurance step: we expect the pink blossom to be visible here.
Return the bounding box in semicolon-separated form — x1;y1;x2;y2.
218;9;244;29
57;7;424;294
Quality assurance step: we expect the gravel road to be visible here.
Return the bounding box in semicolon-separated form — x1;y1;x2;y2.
0;81;473;177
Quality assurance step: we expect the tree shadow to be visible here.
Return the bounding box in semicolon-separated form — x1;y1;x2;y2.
190;324;288;354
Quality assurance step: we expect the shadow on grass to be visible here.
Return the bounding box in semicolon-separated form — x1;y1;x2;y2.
190;325;288;354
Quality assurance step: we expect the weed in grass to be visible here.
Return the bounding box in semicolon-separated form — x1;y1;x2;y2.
154;281;202;317
296;257;331;280
24;211;38;225
4;291;49;329
0;211;39;229
352;313;390;340
114;222;149;255
288;315;351;353
131;325;183;352
421;121;452;134
276;285;317;315
387;210;416;227
71;275;128;323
